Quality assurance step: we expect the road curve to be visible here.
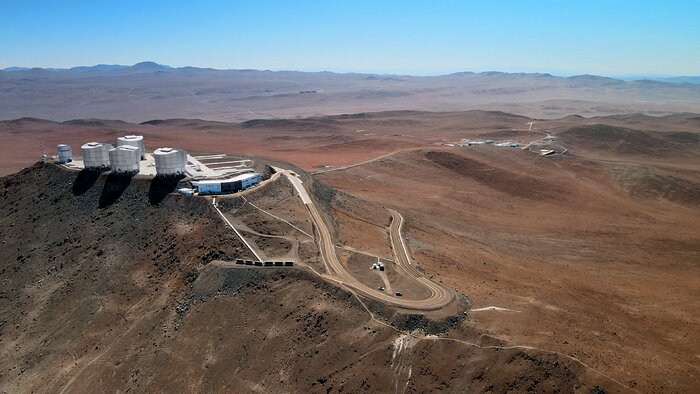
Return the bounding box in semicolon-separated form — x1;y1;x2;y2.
387;208;453;309
275;167;454;311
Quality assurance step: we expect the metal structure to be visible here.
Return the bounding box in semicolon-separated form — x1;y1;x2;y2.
153;147;187;176
109;145;141;174
57;144;72;164
117;135;145;160
81;142;112;170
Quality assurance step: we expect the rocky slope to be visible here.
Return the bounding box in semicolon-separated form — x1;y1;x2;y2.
0;163;607;392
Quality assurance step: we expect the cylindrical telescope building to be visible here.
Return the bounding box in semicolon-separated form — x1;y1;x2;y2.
81;142;112;170
154;147;188;176
109;145;141;175
57;144;73;164
117;135;145;160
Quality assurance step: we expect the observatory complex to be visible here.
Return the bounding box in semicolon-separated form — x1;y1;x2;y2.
57;135;261;195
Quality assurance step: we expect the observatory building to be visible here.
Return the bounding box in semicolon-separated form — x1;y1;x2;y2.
109;145;141;175
57;144;73;164
154;147;187;176
81;142;112;170
192;173;261;195
117;135;145;160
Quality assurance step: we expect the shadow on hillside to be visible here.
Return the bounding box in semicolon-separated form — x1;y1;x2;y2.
99;174;132;208
148;175;184;205
72;169;103;196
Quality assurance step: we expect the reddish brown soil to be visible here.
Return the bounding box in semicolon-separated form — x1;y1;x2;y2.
317;145;700;392
1;110;699;391
0;164;600;393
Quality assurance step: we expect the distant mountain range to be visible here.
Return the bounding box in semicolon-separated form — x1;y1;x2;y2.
1;61;699;121
1;61;172;73
2;61;698;84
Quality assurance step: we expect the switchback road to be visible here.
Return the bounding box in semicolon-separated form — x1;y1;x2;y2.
274;167;454;311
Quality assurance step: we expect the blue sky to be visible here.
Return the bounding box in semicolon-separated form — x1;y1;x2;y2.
1;0;698;76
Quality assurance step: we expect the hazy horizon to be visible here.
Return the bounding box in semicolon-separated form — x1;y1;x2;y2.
2;60;698;80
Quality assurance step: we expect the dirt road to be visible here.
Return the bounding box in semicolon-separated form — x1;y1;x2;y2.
387;208;453;305
274;167;454;311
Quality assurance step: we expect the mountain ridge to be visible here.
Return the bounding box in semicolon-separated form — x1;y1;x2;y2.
2;62;699;122
5;61;698;84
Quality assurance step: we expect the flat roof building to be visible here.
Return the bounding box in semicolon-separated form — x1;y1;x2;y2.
192;173;261;195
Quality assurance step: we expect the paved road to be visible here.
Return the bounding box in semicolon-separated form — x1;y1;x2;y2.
275;167;454;311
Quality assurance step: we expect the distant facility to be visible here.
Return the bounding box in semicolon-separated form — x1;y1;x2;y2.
117;135;145;160
192;173;261;195
57;144;72;164
109;145;141;175
466;140;494;146
495;141;520;147
154;147;187;176
81;142;112;170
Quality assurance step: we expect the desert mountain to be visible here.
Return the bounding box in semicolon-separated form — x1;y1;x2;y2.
0;163;602;392
2;63;700;122
1;109;698;391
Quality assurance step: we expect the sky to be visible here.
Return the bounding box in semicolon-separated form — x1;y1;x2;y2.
1;0;699;76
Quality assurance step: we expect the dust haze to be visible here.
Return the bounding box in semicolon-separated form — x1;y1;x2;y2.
3;62;700;122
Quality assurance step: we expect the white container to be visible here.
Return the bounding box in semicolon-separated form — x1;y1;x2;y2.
57;144;72;164
154;147;187;176
109;145;141;174
117;135;145;160
81;142;112;169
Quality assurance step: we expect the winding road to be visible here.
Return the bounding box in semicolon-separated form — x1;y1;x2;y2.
274;167;454;311
311;149;412;175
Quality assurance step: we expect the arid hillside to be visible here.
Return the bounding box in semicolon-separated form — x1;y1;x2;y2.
0;164;610;393
1;110;699;176
1;109;698;392
315;142;700;391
